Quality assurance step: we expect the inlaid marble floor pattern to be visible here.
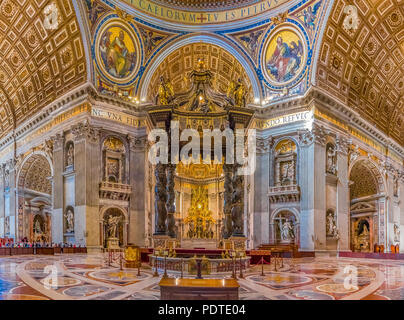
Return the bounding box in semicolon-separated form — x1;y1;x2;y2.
0;254;403;300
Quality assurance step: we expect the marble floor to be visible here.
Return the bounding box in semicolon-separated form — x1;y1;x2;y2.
0;254;403;300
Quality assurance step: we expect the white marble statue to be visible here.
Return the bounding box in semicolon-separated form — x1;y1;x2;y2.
67;144;74;167
326;212;337;237
106;215;121;239
64;209;74;233
280;219;294;241
394;223;400;243
326;145;337;174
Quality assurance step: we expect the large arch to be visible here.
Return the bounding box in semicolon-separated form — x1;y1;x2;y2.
16;153;53;243
349;157;387;252
139;34;262;101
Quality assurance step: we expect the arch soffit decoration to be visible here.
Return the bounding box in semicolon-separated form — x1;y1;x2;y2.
348;157;386;198
139;35;262;101
17;152;53;195
270;207;300;224
99;205;129;222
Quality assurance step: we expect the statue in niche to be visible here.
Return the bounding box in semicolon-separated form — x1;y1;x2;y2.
280;219;294;241
326;145;337;174
281;162;294;185
34;219;42;234
393;177;399;197
326;212;337;237
394;223;400;243
4;216;9;235
106;215;121;238
66;144;74;167
227;78;246;108
64;208;74;233
354;220;370;251
156;76;174;105
4;169;9;189
106;159;119;182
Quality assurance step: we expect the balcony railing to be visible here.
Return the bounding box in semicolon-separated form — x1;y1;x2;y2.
99;182;132;201
268;185;300;203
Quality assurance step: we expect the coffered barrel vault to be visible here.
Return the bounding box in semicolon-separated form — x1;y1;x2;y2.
0;0;87;140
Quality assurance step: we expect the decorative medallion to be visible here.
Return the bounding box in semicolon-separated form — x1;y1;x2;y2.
95;19;141;84
262;24;307;88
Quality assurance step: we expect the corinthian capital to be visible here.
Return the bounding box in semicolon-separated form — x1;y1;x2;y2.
256;136;273;154
127;135;146;151
311;124;327;146
298;129;314;146
51;133;64;151
72;121;100;144
336;135;350;156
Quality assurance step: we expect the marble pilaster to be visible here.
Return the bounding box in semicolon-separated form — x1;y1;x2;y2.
128;135;147;245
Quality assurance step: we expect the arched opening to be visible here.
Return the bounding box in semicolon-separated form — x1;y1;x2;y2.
349;159;385;252
270;209;299;244
102;207;126;248
17;154;53;243
273;139;297;187
102;137;127;184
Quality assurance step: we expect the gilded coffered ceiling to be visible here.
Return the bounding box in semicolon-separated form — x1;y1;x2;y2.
0;0;87;140
18;154;52;195
316;0;404;146
147;43;254;103
349;160;380;199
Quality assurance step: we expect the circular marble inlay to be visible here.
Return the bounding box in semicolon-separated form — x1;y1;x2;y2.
40;276;81;288
63;285;110;297
290;289;334;300
247;273;311;288
316;283;358;294
88;270;150;283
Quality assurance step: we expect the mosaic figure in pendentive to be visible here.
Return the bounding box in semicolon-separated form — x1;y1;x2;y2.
265;31;303;83
99;27;137;78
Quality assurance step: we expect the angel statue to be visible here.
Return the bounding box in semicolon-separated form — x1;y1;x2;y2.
227;78;246;108
156;76;174;105
106;215;121;239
